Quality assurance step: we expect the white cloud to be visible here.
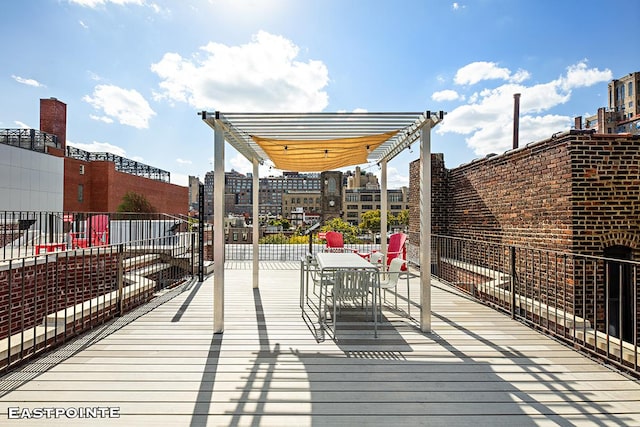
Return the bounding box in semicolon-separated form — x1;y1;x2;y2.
437;60;612;157
83;84;156;129
452;2;466;11
171;172;189;187
560;60;612;91
68;141;128;157
79;20;89;29
150;30;330;111
228;154;273;177
387;167;409;189
15;121;31;129
432;89;462;102
89;114;114;124
12;75;45;88
453;61;529;86
176;158;192;165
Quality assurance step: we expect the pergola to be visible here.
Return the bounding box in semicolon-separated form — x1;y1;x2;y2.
200;111;444;334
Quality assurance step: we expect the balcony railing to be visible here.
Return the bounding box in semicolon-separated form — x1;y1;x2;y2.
2;211;637;378
0;211;200;374
0;129;59;153
432;234;639;378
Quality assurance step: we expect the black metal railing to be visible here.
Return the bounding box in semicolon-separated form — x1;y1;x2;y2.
0;129;59;153
0;211;197;260
0;212;200;374
432;234;639;378
224;242;380;261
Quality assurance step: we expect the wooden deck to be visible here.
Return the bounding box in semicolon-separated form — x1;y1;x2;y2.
1;261;640;426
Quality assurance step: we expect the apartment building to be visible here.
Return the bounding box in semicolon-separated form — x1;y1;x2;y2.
583;71;640;135
343;187;409;226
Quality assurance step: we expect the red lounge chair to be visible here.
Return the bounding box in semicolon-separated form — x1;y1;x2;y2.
372;232;407;270
324;231;358;254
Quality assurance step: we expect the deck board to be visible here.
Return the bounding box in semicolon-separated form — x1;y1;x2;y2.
1;262;640;426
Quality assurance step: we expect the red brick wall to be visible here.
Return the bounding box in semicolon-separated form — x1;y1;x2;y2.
64;160;188;214
446;137;574;250
0;251;119;340
570;135;640;256
39;98;67;150
411;132;640;255
409;131;640;327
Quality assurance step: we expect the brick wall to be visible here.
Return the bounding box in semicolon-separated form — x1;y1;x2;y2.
0;251;120;340
407;154;447;263
64;160;188;214
412;132;640;255
409;131;640;331
39;98;67;150
570;135;640;257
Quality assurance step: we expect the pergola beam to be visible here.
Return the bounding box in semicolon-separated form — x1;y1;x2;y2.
200;110;444;335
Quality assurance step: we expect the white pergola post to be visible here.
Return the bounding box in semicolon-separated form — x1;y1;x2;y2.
380;160;388;250
420;126;432;333
252;158;260;289
213;116;225;334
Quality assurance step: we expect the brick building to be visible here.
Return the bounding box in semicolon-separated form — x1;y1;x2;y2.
39;98;188;214
409;130;640;341
410;130;640;257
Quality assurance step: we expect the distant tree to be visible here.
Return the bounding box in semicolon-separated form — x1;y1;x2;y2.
395;209;409;227
359;209;381;232
117;191;156;213
268;217;291;231
321;217;359;243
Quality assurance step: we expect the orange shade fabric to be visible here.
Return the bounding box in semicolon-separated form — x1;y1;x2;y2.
251;131;398;172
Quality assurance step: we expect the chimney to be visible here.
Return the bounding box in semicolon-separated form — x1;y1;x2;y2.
40;98;67;150
574;116;583;130
512;93;520;150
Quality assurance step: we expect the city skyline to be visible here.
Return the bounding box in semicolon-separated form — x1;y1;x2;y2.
1;0;638;188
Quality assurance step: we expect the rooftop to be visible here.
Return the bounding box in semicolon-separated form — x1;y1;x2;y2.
2;262;639;425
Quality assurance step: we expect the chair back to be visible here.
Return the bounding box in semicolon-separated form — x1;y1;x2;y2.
386;233;407;269
334;269;377;302
325;231;345;252
382;258;406;287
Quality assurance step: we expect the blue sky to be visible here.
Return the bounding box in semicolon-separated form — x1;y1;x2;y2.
2;0;638;188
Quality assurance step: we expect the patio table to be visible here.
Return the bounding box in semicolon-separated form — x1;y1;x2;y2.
315;252;380;337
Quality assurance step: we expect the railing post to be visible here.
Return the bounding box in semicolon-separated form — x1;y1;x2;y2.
191;232;196;278
117;244;124;315
510;245;516;319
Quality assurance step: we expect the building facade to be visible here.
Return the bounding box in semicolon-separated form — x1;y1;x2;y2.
343;187;409;226
7;97;189;215
583;72;640;135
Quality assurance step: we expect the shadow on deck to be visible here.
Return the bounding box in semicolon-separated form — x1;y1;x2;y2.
1;262;639;426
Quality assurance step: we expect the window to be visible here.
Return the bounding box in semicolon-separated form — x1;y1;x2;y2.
629;82;633;97
77;184;84;202
79;165;85;175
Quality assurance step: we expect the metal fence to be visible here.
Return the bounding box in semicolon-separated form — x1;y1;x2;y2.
0;128;60;153
0;211;193;260
0;212;198;374
224;241;380;261
432;234;639;378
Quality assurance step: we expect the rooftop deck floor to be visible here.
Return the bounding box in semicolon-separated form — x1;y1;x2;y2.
1;261;640;426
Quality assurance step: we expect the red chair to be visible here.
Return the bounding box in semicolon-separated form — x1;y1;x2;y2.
323;231;359;254
373;232;407;271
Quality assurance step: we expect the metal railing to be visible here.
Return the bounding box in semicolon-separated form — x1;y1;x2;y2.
0;129;59;152
224;242;380;261
0;211;195;260
0;211;199;374
432;234;639;378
